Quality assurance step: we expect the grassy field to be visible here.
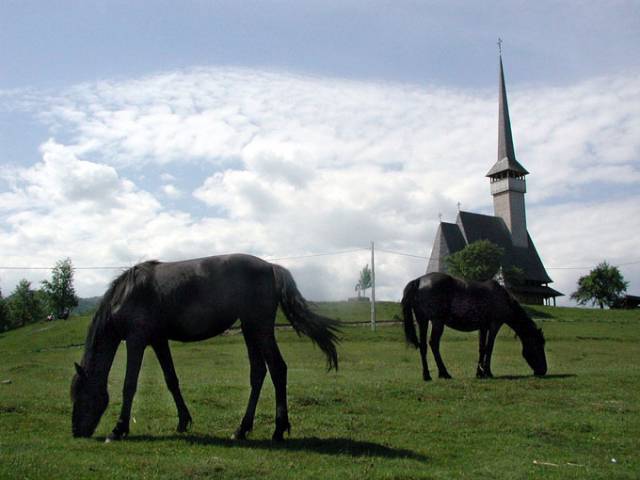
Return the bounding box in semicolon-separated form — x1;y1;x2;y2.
0;304;638;479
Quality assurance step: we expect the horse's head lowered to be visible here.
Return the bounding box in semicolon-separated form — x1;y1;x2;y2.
71;362;109;437
521;327;547;376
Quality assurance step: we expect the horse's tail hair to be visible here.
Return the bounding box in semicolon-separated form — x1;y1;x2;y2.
273;264;341;371
402;279;420;349
85;261;159;350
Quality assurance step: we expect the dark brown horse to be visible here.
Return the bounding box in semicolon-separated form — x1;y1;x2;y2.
402;272;546;381
71;254;340;442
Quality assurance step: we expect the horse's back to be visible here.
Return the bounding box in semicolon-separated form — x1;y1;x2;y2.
412;273;503;330
123;254;279;342
412;273;458;318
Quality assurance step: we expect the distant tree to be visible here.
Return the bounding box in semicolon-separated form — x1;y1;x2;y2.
0;288;11;332
355;264;373;298
41;258;79;319
8;280;45;327
445;240;504;282
571;261;628;309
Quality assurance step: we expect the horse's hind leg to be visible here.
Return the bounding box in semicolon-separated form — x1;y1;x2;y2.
258;332;290;441
417;316;431;381
233;328;267;440
429;320;452;379
482;325;500;378
476;327;489;378
152;340;192;432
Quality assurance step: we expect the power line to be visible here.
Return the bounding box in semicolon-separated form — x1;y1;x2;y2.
0;266;127;270
376;248;427;260
266;249;369;261
0;250;370;270
546;259;640;270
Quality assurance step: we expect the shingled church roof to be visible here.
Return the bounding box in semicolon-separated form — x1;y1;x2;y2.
427;211;554;285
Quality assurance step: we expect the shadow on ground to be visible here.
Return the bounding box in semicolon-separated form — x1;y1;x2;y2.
494;373;577;380
123;434;428;461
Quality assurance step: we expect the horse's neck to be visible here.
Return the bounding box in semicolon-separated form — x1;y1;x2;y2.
505;312;535;339
83;335;120;387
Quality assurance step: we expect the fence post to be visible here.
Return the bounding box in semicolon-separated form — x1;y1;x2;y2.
371;241;376;331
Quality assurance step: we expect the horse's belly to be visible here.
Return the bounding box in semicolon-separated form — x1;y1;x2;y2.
446;317;481;332
446;305;486;331
167;314;237;342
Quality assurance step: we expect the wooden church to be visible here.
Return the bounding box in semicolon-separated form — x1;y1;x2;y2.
426;53;562;305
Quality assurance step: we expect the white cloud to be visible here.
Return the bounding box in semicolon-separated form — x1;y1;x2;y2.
1;67;639;305
161;184;182;199
160;173;176;182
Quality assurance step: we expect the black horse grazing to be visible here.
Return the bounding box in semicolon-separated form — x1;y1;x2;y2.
402;272;546;381
71;254;340;442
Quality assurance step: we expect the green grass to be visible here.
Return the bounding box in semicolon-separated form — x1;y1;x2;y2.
1;304;639;479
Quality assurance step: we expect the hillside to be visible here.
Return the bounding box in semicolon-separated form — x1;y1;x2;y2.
1;304;638;479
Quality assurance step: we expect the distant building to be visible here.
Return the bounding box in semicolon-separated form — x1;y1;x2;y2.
426;54;562;305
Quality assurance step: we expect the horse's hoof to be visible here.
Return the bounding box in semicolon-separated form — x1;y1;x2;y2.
272;422;291;442
439;373;452;379
423;376;432;382
231;430;247;441
177;416;192;433
105;431;127;443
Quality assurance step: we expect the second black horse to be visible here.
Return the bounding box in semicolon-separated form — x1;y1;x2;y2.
402;272;547;381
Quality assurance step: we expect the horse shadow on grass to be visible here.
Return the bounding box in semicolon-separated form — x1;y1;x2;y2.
124;434;428;462
493;373;577;381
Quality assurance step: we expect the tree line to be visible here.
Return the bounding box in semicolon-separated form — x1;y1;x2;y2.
0;247;632;333
0;258;79;332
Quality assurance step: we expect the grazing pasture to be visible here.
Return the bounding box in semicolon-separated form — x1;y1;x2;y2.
1;304;638;479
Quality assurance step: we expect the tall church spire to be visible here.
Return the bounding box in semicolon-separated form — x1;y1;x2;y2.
487;52;528;177
486;47;529;248
498;55;517;166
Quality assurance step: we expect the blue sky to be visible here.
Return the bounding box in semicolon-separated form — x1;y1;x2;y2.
1;1;639;303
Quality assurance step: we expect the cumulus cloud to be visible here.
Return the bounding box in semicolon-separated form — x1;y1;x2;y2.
161;184;182;199
1;67;639;304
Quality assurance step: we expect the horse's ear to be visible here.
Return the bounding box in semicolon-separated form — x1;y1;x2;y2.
74;362;86;378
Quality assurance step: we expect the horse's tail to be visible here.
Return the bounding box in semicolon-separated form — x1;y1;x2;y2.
402;279;420;349
272;264;341;371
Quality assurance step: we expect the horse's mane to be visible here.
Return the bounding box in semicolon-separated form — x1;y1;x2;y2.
83;261;159;356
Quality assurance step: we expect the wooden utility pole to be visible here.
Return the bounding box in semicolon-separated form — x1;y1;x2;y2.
370;241;376;331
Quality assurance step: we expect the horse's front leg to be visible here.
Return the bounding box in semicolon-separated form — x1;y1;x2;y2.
106;339;145;442
476;327;489;378
152;340;192;433
429;320;451;379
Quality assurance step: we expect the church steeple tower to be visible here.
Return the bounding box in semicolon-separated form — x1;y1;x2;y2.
486;50;529;248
